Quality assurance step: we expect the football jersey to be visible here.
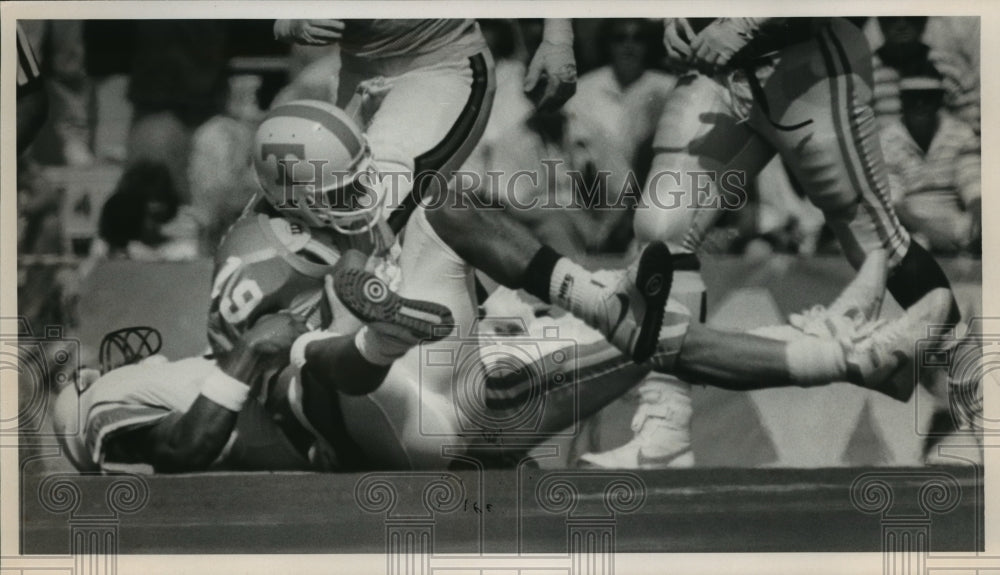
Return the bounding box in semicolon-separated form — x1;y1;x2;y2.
340;19;482;60
208;214;342;355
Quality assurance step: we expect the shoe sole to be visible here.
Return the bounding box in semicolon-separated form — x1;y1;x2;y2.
631;241;674;363
334;267;455;343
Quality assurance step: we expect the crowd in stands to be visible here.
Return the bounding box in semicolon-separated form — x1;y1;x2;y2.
16;17;982;331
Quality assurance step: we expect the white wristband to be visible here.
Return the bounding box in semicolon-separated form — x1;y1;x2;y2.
200;369;250;412
290;331;341;371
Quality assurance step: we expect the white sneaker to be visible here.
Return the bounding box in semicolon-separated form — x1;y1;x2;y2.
577;376;693;469
844;288;952;401
790;250;887;338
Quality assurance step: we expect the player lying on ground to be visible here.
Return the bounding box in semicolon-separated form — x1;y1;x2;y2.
584;16;965;468
53;315;312;472
51;245;455;473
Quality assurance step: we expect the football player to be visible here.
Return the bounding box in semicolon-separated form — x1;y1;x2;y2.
52;222;454;474
52;317;321;473
583;17;964;468
272;20;672;366
213;99;674;469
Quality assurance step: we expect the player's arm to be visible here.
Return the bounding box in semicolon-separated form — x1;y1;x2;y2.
115;313;307;472
525;19;577;112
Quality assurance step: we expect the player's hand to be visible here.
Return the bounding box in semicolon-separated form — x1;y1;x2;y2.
689;18;757;69
273;19;345;46
663;18;696;66
524;40;577;113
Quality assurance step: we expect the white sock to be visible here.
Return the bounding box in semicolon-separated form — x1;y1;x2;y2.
548;258;614;330
354;326;412;366
785;337;847;386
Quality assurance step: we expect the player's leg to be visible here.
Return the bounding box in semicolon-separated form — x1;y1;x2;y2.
757;18;959;323
482;301;690;447
583;74;774;469
355;50;671;362
633;73;773;254
488;283;953;444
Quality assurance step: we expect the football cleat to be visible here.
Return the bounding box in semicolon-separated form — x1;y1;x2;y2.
844;288;952;401
600;242;675;363
790;249;887;339
578;378;693;470
333;252;455;345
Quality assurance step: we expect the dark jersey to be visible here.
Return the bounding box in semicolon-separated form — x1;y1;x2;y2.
207;214;341;355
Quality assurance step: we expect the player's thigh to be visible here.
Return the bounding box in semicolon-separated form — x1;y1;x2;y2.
759;19;908;267
635;75;768;248
399;205;479;336
364;57;494;208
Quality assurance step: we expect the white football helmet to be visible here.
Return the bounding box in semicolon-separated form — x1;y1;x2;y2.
253;100;384;235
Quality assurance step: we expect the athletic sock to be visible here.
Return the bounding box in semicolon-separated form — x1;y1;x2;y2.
354;326;413;366
785;337;848;386
523;245;563;304
548;257;615;331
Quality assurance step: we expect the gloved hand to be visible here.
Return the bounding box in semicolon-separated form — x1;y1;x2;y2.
525;40;577;113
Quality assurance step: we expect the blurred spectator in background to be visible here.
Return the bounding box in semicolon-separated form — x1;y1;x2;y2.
91;161;197;261
462;20;534;178
186;74;263;252
566;19;675;178
485;105;636;258
17;158;73;332
880;66;981;256
18;20;94;166
869;17;980;133
125;21;231;205
17;23;49;157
